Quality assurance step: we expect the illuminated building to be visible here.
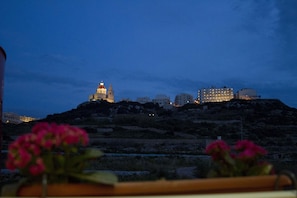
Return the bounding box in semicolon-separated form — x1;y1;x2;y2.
89;81;114;103
174;93;194;106
235;88;260;100
198;87;234;104
2;112;37;124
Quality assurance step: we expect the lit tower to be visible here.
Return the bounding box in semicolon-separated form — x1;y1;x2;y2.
107;84;114;103
96;81;107;96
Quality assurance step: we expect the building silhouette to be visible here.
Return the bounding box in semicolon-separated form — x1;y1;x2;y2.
152;94;172;109
136;97;151;104
174;93;194;106
235;88;260;100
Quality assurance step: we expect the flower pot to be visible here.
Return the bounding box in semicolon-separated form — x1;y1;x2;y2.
17;175;293;196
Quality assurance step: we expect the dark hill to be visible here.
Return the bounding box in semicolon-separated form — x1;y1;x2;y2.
2;99;297;180
4;99;296;142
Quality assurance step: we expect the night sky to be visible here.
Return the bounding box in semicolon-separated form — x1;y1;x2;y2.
1;0;297;118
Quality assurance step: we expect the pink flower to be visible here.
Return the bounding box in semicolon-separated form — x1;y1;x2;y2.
29;158;46;176
28;144;41;156
6;154;16;170
205;139;272;177
206;140;230;160
5;122;92;179
35;127;57;150
234;140;267;159
14;149;32;168
63;135;80;145
31;122;51;134
43;140;54;149
206;140;230;154
8;141;20;152
58;125;89;146
70;125;89;145
79;129;89;146
236;149;255;159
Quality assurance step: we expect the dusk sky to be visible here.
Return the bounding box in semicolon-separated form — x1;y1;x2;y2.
1;0;297;118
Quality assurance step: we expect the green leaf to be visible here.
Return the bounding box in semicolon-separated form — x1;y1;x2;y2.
261;164;273;175
224;154;235;166
69;171;118;185
72;149;103;163
83;148;104;159
247;164;273;176
63;159;83;173
42;152;55;172
71;147;78;153
53;155;66;174
63;149;103;172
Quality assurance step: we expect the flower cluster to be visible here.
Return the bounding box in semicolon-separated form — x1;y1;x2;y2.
5;122;117;185
6;122;89;177
205;140;273;177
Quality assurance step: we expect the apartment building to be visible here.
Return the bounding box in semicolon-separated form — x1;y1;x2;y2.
198;87;234;104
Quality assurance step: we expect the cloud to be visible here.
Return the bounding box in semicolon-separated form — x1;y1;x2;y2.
4;51;94;90
233;1;297;75
6;68;92;88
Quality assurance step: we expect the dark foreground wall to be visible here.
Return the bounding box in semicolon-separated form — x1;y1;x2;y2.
0;46;6;176
0;46;6;112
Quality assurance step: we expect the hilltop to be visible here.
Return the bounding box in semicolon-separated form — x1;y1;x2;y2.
4;99;297;151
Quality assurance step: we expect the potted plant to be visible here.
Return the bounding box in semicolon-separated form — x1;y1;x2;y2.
2;124;294;196
205;139;273;177
1;122;118;196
